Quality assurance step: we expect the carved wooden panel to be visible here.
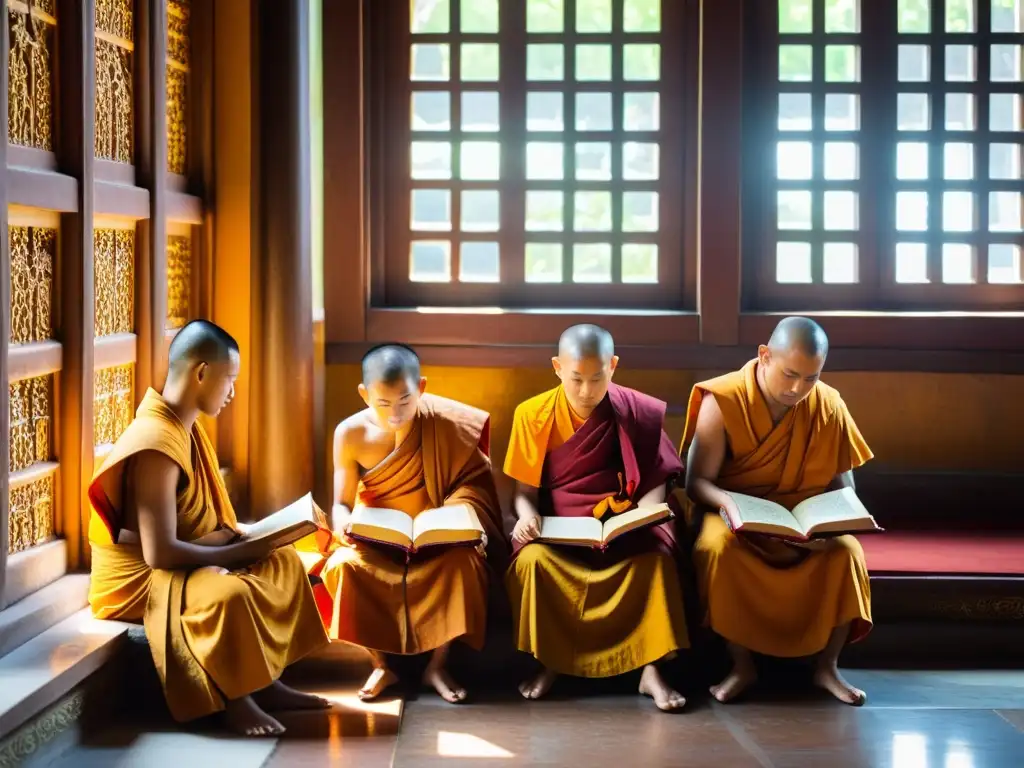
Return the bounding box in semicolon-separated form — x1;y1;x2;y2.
8;225;55;344
93;365;134;447
94;0;134;163
8;473;54;554
9;375;51;473
7;1;56;151
167;0;190;174
94;228;134;335
166;234;190;328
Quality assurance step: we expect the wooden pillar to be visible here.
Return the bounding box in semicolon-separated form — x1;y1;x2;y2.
1;6;11;592
248;0;314;516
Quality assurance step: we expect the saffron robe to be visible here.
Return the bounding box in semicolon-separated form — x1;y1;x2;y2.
87;389;328;722
680;359;874;658
504;383;689;678
303;394;506;655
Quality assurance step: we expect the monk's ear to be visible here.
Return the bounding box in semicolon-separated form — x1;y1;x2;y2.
551;356;562;376
195;361;208;383
418;376;427;395
757;344;771;366
357;382;370;406
608;355;620;376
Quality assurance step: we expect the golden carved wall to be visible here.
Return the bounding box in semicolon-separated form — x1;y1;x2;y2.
93;365;134;447
93;228;134;335
8;225;55;344
167;234;190;328
8;473;54;554
167;0;190;175
94;0;134;163
7;0;56;151
9;375;51;474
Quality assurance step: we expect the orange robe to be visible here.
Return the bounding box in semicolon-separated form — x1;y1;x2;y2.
87;389;328;722
680;359;874;658
504;385;689;678
304;394;506;655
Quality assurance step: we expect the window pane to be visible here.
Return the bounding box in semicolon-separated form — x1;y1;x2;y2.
624;92;660;131
576;93;614;130
825;94;860;130
897;93;930;130
411;44;451;81
943;191;974;231
825;0;859;33
946;0;976;32
526;142;565;179
942;243;975;283
898;45;930;82
779;0;812;33
411;0;449;34
527;44;565;81
988;244;1022;283
525;243;564;282
527;92;565;132
824;191;858;230
945;93;975;130
895;242;929;283
776;242;812;283
623;142;660;180
461;0;499;33
945;44;976;81
898;0;931;33
777;141;813;179
576;44;613;81
823;243;858;283
992;0;1024;32
622;191;659;232
412;92;451;131
991;45;1023;82
461;190;500;231
777;190;813;230
574;191;614;231
459;242;500;282
779;93;813;131
622;244;658;283
461;44;500;81
990;94;1022;131
990;191;1023;231
526;191;564;231
576;142;613;180
623;44;661;81
944;142;974;180
410;240;451;282
779;45;813;81
573;244;613;283
825;45;860;82
896;191;929;231
460;141;501;180
624;0;661;32
990;143;1022;179
411;141;452;179
824;142;859;180
577;0;613;33
462;92;500;131
897;142;929;180
528;0;565;33
411;189;451;231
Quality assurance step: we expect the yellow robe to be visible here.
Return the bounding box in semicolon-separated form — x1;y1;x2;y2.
504;386;689;678
88;389;328;722
305;394;505;655
680;360;874;658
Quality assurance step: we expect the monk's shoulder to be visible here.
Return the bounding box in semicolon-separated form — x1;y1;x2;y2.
334;411;373;451
811;380;851;423
420;393;489;426
512;386;560;426
610;383;667;424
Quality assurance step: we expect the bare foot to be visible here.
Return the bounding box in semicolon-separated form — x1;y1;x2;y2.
254;680;332;712
638;664;686;712
813;666;866;706
709;664;758;704
223;695;285;737
518;667;558;700
423;665;467;704
358;666;399;702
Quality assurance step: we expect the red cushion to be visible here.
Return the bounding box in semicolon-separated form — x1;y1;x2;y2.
862;531;1024;575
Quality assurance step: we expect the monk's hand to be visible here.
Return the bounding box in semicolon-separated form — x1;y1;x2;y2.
224;536;277;568
512;515;541;545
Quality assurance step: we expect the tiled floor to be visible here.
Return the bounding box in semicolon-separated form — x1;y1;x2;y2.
45;670;1024;767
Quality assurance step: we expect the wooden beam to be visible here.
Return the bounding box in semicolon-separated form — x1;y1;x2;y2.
697;0;743;345
5;168;79;211
56;0;97;570
1;2;11;599
8;342;63;382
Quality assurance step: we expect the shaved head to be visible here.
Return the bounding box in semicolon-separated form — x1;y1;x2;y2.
361;344;421;387
767;316;829;359
558;323;615;362
167;319;239;378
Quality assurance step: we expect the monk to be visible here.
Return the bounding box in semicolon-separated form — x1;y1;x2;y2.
504;324;689;711
87;320;330;737
682;316;873;705
303;344;506;704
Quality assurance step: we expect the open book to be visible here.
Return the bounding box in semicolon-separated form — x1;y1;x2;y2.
536;504;673;550
721;487;882;541
347;505;484;553
239;492;327;550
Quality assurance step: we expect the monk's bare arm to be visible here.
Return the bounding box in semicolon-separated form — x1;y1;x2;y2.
511;482;542;544
331;419;361;531
684;393;738;513
636;483;667;506
133;451;273;570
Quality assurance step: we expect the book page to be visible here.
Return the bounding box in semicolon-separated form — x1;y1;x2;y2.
791;487;878;536
350;507;415;548
602;503;672;543
241;493;320;545
537;516;603;547
724;492;804;536
412;505;484;548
